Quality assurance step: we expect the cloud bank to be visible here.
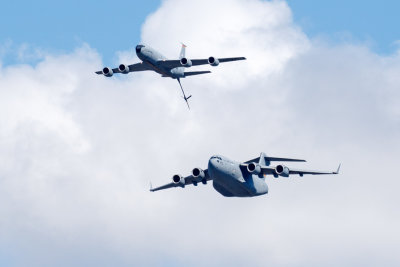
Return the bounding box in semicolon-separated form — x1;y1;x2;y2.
0;0;399;266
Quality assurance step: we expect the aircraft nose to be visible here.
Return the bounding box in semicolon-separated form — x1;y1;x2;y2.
209;158;216;168
136;45;143;53
208;156;221;171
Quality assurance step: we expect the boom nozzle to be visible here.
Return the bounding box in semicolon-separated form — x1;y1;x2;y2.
177;78;191;109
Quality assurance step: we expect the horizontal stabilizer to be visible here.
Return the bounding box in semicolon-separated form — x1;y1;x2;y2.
184;71;211;77
265;157;306;162
245;153;306;165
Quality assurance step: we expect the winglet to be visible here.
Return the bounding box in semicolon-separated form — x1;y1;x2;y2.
150;182;154;192
334;164;341;174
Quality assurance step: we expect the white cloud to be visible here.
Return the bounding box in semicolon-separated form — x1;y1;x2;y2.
0;0;399;266
141;0;309;89
15;43;46;62
0;41;47;66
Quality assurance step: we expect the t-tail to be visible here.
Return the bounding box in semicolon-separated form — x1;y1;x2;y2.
246;152;306;166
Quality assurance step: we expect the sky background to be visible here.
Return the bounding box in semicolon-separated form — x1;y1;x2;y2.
0;0;400;266
1;0;400;66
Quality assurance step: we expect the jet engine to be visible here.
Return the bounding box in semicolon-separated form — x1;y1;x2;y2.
192;167;205;182
180;57;192;67
102;67;113;77
247;162;261;175
275;165;290;177
118;64;129;74
208;56;219;66
172;174;185;186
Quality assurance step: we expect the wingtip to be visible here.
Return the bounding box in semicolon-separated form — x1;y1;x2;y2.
334;163;341;174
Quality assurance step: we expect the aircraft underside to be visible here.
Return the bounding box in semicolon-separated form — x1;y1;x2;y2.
212;171;268;197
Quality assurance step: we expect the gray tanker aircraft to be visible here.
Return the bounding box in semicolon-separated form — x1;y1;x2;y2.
150;153;340;197
96;44;246;108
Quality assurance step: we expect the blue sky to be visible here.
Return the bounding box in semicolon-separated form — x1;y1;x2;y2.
1;0;399;66
0;0;160;65
287;0;400;53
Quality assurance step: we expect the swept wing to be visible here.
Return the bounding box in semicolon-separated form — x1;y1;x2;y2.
258;165;341;176
95;62;153;75
240;162;340;177
157;57;246;69
150;169;212;192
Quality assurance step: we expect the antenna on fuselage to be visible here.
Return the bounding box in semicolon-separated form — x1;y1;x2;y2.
177;78;191;109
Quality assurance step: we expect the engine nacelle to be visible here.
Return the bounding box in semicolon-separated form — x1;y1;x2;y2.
180;57;192;67
192;167;205;182
172;174;185;187
247;162;261;175
102;67;113;77
275;165;290;177
208;56;219;66
118;64;129;74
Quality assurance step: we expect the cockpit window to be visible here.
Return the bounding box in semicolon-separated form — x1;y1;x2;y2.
211;155;222;160
136;45;144;53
